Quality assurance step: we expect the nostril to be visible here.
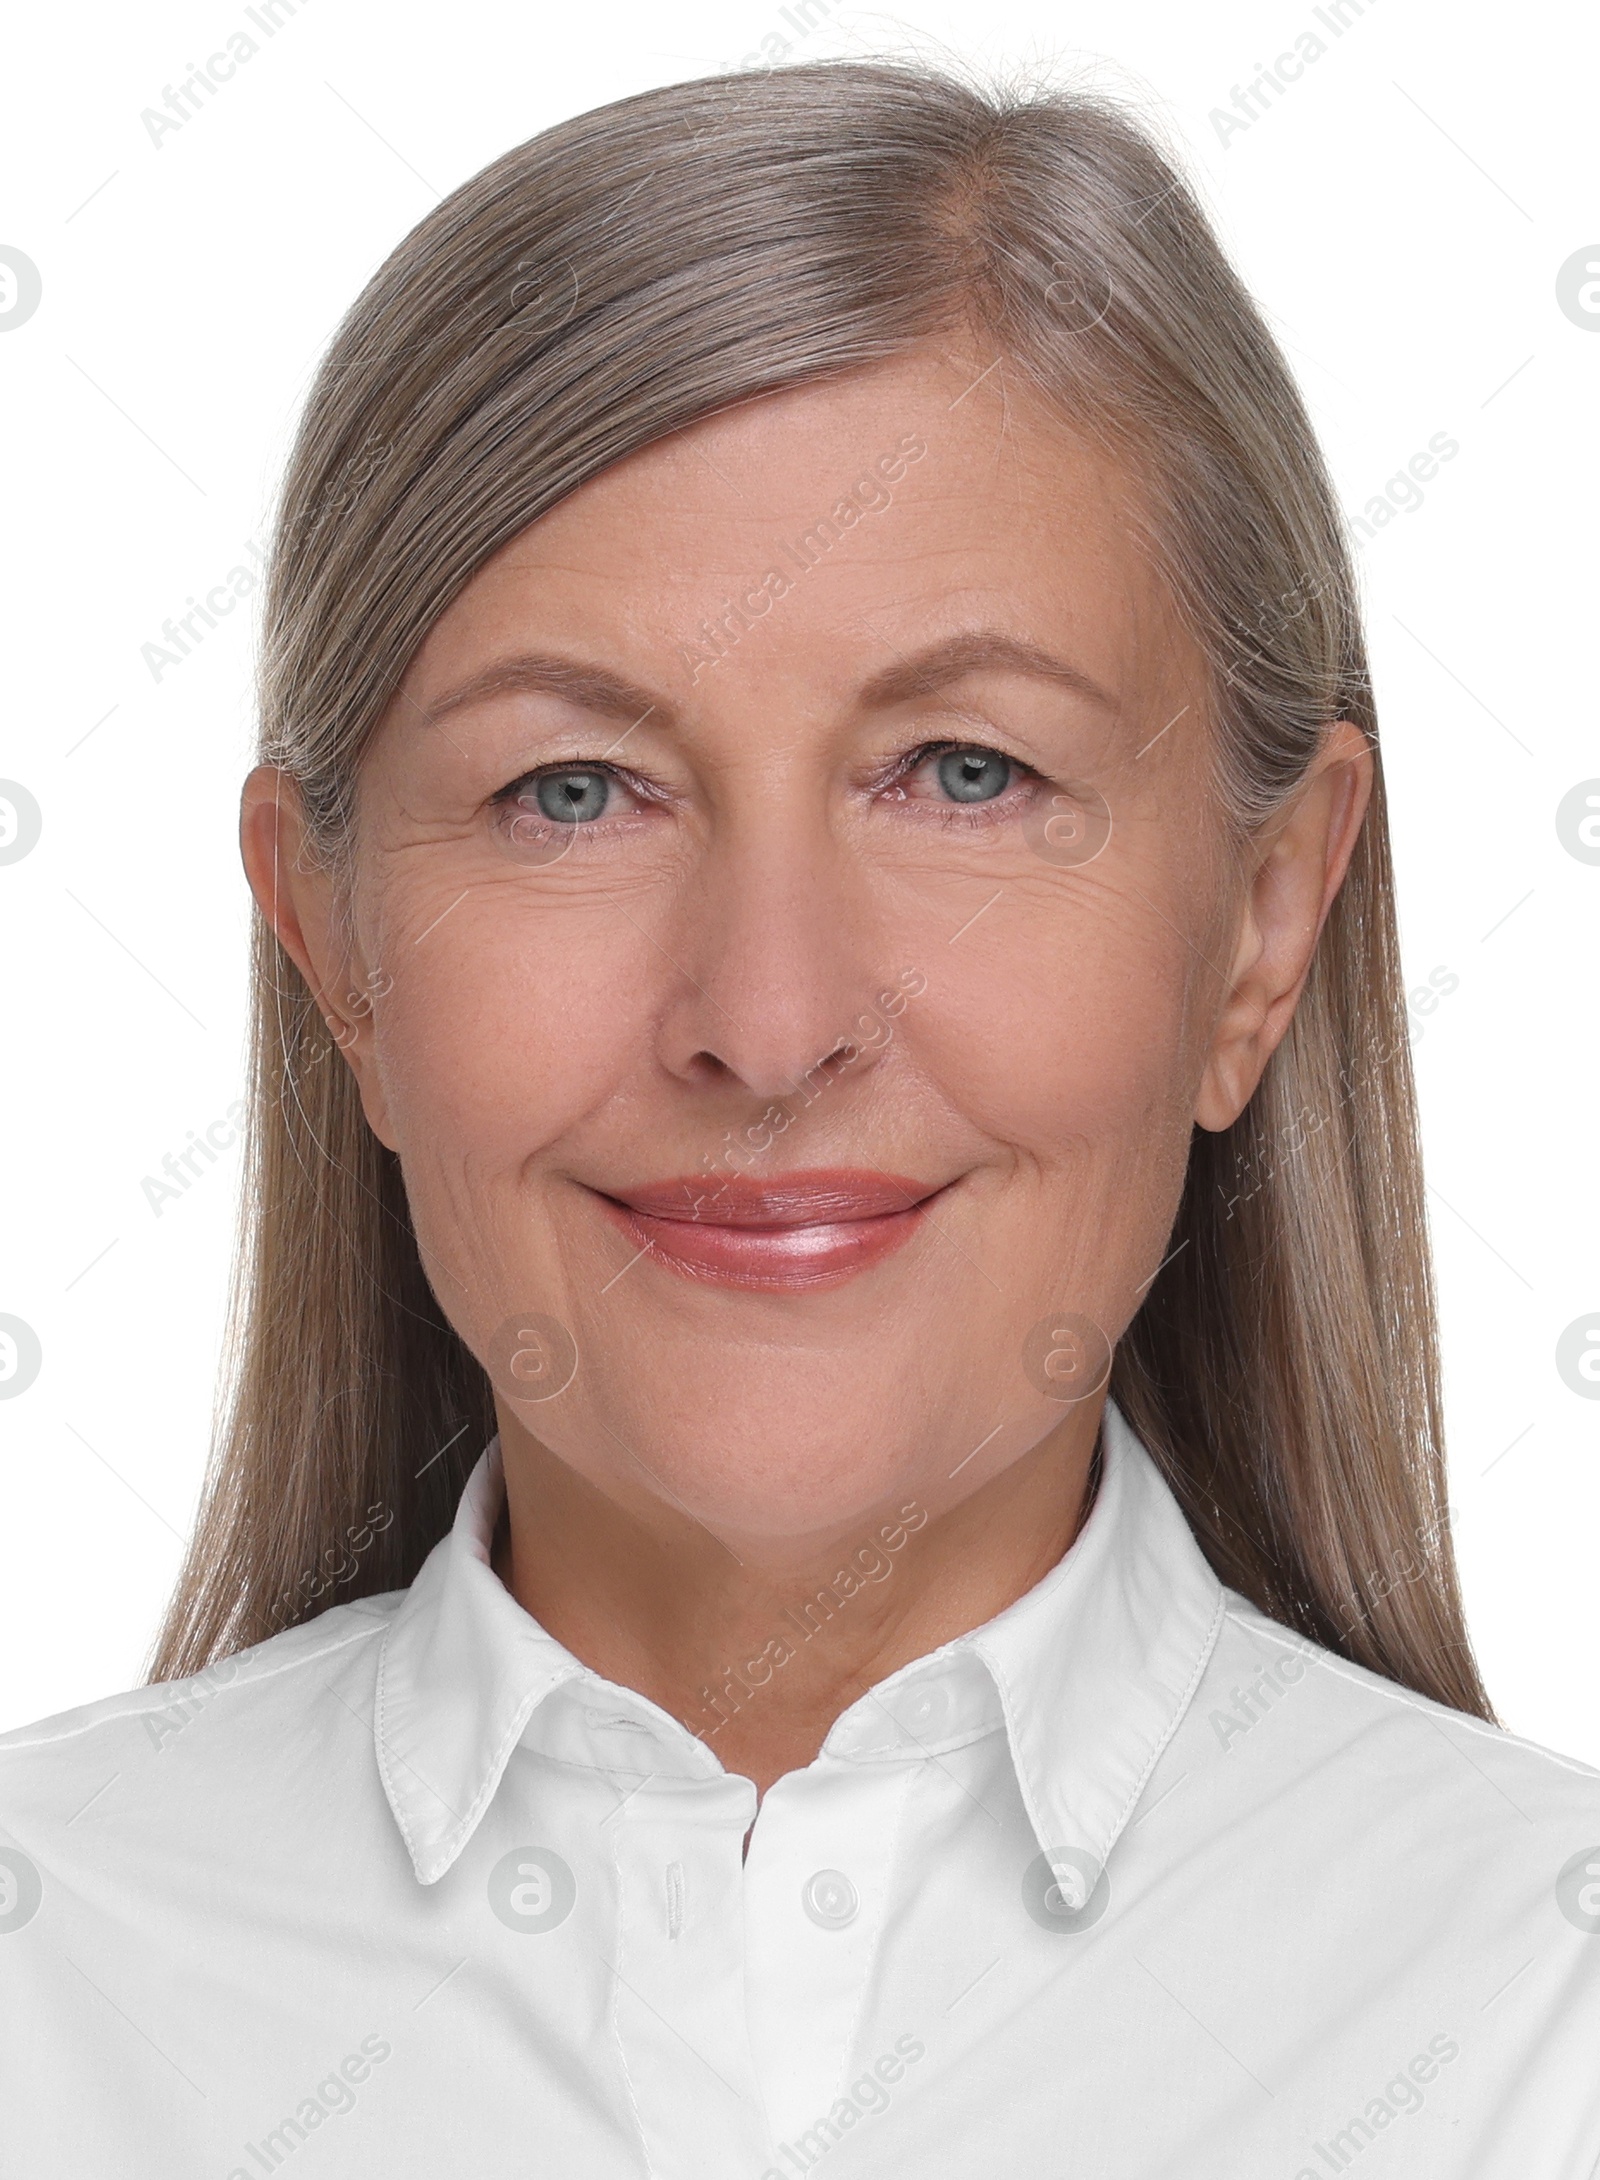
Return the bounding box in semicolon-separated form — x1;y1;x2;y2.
685;1051;736;1084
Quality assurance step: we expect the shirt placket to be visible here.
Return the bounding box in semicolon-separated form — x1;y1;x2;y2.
611;1770;770;2180
741;1757;917;2157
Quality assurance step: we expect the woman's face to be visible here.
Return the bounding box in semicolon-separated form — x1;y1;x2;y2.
253;346;1358;1550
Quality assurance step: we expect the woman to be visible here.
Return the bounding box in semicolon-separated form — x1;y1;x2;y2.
3;55;1596;2180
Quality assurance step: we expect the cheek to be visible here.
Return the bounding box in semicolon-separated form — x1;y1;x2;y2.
363;895;646;1159
920;868;1203;1160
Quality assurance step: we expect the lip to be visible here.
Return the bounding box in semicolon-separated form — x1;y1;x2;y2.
593;1168;944;1291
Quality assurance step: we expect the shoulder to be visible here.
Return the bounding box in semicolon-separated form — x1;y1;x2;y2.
1207;1589;1600;1824
0;1593;402;1822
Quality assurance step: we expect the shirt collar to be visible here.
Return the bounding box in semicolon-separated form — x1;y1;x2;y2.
374;1441;588;1884
374;1398;1225;1885
971;1396;1225;1876
816;1398;1226;1882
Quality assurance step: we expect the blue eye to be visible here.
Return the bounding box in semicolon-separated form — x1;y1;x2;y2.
528;768;611;824
935;747;1013;803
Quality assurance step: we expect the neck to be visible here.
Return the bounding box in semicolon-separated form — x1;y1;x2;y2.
490;1402;1105;1797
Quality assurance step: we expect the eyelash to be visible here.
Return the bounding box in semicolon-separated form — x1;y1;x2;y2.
491;740;1043;834
877;740;1043;825
492;764;658;829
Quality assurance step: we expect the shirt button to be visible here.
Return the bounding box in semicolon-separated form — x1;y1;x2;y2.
801;1869;859;1928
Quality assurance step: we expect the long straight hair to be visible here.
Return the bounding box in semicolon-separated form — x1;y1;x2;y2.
150;56;1492;1720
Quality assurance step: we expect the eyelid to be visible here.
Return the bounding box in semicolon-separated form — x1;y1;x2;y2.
886;738;1042;793
490;741;1039;820
916;735;1038;769
492;758;658;810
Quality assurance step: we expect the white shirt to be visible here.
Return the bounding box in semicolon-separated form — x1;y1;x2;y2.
3;1399;1599;2178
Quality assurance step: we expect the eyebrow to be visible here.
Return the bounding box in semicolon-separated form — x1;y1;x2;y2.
857;631;1119;716
410;628;1118;737
412;654;664;740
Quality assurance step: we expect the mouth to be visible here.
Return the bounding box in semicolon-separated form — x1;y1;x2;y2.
592;1168;946;1291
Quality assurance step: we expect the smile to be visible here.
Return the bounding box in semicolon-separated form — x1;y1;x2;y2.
593;1169;944;1291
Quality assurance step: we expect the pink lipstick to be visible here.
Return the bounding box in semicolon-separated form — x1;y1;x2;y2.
594;1168;943;1291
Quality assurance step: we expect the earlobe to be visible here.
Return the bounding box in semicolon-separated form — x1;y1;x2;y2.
1193;982;1269;1134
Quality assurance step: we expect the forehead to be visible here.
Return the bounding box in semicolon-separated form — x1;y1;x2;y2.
393;344;1198;733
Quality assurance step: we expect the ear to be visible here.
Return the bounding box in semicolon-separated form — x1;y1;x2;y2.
238;766;399;1149
1195;720;1374;1132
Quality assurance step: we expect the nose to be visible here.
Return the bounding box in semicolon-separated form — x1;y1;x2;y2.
653;800;891;1105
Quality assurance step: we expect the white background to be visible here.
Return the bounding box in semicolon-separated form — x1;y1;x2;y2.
1;0;1595;1750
